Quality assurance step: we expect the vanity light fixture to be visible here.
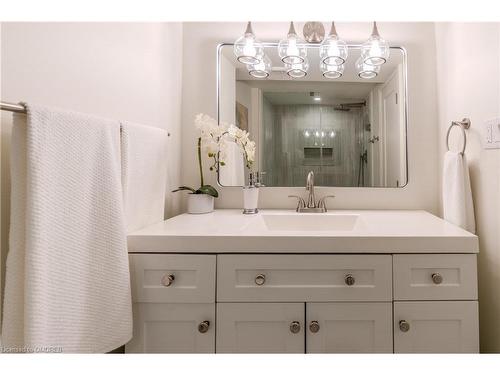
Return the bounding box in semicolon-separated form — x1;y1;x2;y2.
248;54;272;78
361;22;390;66
286;58;309;78
278;22;307;65
233;22;264;65
233;22;390;80
356;57;380;79
319;22;348;66
321;62;344;79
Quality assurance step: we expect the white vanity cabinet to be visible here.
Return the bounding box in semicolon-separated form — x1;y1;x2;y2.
126;253;479;353
126;209;480;354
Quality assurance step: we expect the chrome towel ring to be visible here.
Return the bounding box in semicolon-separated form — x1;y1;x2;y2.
446;118;471;155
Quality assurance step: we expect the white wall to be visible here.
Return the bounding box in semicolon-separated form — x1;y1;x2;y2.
0;22;184;324
435;22;500;352
181;22;439;212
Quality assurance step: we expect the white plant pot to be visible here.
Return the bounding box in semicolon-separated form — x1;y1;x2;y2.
187;194;214;214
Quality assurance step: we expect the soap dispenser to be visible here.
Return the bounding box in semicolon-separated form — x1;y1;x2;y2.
243;171;263;214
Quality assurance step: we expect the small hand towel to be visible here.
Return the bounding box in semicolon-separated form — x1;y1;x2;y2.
442;151;476;233
120;121;168;233
1;104;132;353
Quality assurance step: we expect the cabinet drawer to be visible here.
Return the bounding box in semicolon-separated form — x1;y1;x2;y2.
393;254;477;300
217;255;392;302
129;254;216;303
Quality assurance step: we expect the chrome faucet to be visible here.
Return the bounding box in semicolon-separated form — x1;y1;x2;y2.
289;171;335;213
306;171;316;208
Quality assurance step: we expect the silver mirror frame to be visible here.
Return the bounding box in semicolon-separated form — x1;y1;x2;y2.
216;42;409;188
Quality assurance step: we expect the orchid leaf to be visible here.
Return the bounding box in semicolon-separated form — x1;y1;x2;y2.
172;186;196;193
196;185;219;198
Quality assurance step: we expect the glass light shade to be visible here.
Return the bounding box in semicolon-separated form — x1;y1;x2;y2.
247;54;272;78
319;22;348;66
321;62;344;79
233;22;264;65
356;57;380;79
286;58;309;78
361;22;390;66
278;22;307;65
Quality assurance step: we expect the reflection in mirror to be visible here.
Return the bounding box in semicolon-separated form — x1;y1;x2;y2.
217;44;407;188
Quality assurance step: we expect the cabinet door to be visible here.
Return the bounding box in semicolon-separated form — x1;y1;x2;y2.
306;302;393;353
394;301;479;353
216;303;305;353
125;303;215;353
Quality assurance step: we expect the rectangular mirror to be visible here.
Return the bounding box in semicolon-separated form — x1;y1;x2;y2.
217;43;408;188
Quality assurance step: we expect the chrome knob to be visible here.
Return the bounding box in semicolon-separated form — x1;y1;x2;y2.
431;273;443;285
198;320;210;333
344;274;355;286
161;274;175;287
399;320;410;332
255;274;266;286
289;321;301;334
309;321;320;333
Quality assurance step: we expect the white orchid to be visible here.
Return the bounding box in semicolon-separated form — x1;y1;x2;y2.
195;113;256;175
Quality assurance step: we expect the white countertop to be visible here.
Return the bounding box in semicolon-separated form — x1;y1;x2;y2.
127;209;479;253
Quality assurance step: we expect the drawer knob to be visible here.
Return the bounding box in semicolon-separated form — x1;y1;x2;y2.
198;320;210;333
309;321;320;333
255;274;266;286
344;274;355;286
431;273;443;284
161;274;175;287
289;321;301;334
399;320;410;332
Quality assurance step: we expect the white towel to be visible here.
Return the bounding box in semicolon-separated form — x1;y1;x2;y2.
442;151;476;233
1;104;132;353
120;122;168;232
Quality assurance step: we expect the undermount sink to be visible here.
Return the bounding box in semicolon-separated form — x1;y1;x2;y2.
261;214;360;231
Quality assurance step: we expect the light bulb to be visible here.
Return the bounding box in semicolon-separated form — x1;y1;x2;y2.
234;22;264;65
278;22;307;65
321;131;325;138
304;130;310;138
319;22;348;66
356;57;380;79
248;54;272;78
286;58;309;79
330;131;336;138
321;62;344;79
361;22;390;66
315;130;320;137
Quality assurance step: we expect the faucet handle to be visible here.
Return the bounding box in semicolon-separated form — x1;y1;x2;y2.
318;195;335;212
288;195;306;212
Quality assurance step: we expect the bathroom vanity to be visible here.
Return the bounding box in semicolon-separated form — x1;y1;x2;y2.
125;210;479;353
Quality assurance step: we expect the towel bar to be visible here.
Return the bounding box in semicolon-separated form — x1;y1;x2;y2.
1;101;26;114
1;100;171;137
446;118;471;155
